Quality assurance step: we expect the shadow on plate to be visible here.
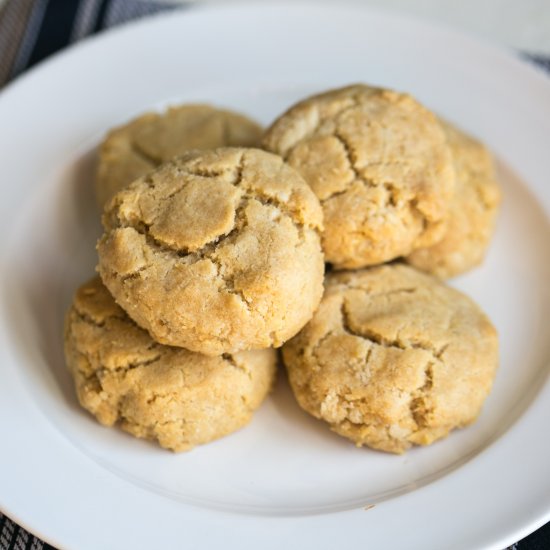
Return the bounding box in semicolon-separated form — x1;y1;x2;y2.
4;145;102;410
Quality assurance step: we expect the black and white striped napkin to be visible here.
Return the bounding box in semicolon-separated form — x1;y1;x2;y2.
0;1;549;549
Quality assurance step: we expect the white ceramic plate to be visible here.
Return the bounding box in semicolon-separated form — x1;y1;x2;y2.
1;3;550;549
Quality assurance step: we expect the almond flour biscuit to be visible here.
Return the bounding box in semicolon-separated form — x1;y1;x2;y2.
282;264;498;454
97;148;325;355
64;277;277;452
96;104;263;207
406;121;501;278
262;84;455;269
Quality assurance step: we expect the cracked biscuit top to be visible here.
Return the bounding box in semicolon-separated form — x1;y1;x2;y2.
96;104;263;208
64;276;277;451
282;264;498;454
97;147;325;355
262;84;455;269
406;121;501;279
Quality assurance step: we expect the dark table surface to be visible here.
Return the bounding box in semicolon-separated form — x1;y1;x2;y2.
0;1;549;549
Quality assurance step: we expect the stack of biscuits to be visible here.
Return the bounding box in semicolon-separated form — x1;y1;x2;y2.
64;85;500;454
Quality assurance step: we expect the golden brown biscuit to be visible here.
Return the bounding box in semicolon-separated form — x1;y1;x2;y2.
64;277;277;452
96;104;262;207
406;121;501;278
97;148;325;355
262;84;455;268
282;264;498;454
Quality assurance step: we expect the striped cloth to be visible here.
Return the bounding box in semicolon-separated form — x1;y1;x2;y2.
0;0;182;87
0;1;549;548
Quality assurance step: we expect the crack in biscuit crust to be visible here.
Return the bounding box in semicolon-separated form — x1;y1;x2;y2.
96;105;264;207
262;84;455;268
406;120;501;279
64;277;277;451
97;148;325;355
282;264;498;454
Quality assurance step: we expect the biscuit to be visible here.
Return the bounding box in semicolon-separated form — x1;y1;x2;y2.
262;84;455;268
406;121;501;278
64;277;277;452
96;104;263;207
282;264;498;454
97;147;325;355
